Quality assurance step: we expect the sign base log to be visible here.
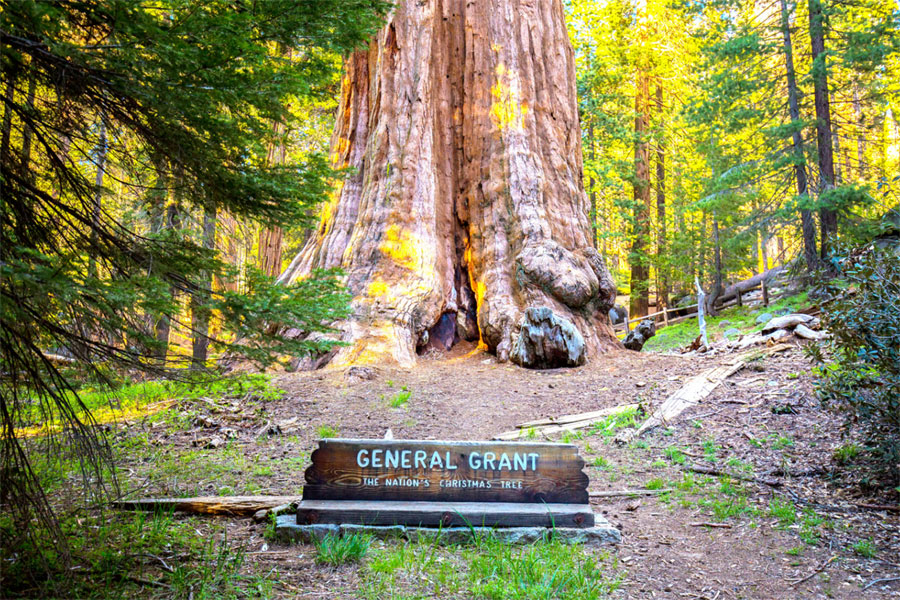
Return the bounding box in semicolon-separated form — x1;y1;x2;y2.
275;514;621;546
296;500;594;528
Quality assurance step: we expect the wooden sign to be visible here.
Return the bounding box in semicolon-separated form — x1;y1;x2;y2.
297;439;594;528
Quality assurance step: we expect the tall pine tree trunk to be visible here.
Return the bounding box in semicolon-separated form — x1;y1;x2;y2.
809;0;837;260
780;0;818;273
706;213;723;316
853;85;865;178
88;112;107;280
258;119;286;278
191;206;216;369
280;0;618;368
588;121;598;250
654;83;667;312
629;71;651;318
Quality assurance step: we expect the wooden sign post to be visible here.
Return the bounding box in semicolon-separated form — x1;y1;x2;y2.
297;439;595;528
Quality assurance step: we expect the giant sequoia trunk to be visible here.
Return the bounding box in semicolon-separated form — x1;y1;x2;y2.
279;0;618;368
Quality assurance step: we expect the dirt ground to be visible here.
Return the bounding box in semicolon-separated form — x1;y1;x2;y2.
127;341;899;599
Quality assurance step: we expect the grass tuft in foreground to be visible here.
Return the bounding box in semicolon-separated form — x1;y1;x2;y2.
362;536;623;599
314;532;373;566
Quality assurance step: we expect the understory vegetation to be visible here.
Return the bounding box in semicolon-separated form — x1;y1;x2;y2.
808;243;900;484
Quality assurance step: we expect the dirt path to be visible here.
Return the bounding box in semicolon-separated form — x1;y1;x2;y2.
122;342;900;598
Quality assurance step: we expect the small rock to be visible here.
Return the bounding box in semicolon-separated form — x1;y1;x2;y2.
626;499;641;511
765;328;791;343
723;327;741;340
755;312;773;325
277;417;299;433
623;318;657;352
205;436;225;449
194;414;218;428
718;320;731;328
636;381;646;388
345;366;375;382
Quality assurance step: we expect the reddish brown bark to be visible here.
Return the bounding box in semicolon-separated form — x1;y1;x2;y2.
629;71;651;318
280;0;618;367
808;0;837;259
259;120;287;278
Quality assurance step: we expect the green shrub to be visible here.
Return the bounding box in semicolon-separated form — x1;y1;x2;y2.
808;243;900;484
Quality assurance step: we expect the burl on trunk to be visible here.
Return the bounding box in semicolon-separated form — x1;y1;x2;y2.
279;0;619;368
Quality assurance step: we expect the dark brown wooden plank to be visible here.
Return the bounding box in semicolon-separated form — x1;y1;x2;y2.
302;439;589;504
296;499;595;528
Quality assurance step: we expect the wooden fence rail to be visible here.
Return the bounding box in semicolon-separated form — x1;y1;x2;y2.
614;280;777;334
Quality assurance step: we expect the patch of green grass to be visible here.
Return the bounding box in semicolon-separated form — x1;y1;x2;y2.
390;389;412;408
588;406;640;438
363;537;623;600
591;456;610;469
317;425;339;439
646;478;666;490
799;509;826;546
725;457;754;473
467;538;622;600
314;532;372;566
786;545;804;556
702;439;720;463
832;443;860;464
770;434;794;450
676;473;700;492
851;538;877;558
700;493;757;521
650;459;667;469
664;447;687;464
19;373;283;436
1;506;271;599
768;497;797;528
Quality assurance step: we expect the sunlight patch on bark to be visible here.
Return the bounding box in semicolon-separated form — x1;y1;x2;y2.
490;63;529;132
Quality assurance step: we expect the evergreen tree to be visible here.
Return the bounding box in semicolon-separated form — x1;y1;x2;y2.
0;0;388;558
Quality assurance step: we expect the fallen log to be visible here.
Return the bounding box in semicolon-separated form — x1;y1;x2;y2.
112;496;300;517
494;403;639;440
715;266;785;306
793;323;827;340
616;344;792;442
854;503;900;513
516;404;641;429
761;313;817;333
